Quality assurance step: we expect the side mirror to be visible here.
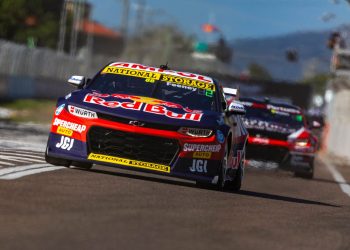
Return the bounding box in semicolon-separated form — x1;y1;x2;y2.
68;75;86;88
227;101;246;115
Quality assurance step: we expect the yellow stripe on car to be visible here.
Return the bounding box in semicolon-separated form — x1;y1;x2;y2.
88;153;170;173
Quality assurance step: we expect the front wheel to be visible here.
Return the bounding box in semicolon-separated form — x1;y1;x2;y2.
294;161;314;179
218;144;243;192
45;147;71;167
72;161;93;170
226;165;243;191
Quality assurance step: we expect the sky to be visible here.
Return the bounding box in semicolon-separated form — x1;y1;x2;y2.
88;0;350;40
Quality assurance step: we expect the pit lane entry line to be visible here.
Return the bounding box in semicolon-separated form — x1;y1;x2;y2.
322;158;350;198
0;164;65;180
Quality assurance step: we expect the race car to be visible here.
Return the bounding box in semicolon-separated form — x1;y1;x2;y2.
240;97;318;179
45;62;248;191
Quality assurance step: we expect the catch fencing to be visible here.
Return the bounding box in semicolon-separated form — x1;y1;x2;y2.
0;40;88;81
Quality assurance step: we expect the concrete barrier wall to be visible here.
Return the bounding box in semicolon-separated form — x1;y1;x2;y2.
326;79;350;160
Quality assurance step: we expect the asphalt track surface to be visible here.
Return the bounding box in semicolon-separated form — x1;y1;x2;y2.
1;123;350;250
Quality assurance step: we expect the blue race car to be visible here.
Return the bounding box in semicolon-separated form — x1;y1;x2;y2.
45;62;248;191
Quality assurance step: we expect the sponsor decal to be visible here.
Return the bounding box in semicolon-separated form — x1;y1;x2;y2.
108;62;214;83
216;130;225;143
251;137;269;144
88;153;170;173
193;152;212;159
290;155;311;167
83;94;203;122
53;118;86;133
57;126;73;137
102;67;162;81
56;136;74;151
266;104;300;114
86;93;202;113
229;150;244;168
55;104;65;115
102;65;215;91
160;74;215;91
166;82;197;92
243;118;296;134
68;105;97;119
183;143;221;152
189;159;208;173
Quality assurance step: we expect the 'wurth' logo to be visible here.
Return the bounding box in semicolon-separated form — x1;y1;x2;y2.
68;105;97;119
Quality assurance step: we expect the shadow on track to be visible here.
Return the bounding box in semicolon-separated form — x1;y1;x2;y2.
236;190;340;208
74;167;340;208
311;177;350;186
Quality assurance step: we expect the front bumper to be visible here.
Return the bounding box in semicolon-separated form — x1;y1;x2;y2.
46;109;225;183
246;136;315;171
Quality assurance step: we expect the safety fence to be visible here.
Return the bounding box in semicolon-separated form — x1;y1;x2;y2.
0;40;89;81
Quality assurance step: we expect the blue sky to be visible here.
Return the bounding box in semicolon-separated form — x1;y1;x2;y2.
88;0;350;40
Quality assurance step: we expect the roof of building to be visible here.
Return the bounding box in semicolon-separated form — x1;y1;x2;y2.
78;19;122;38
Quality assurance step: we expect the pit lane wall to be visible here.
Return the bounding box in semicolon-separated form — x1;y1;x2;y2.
326;77;350;161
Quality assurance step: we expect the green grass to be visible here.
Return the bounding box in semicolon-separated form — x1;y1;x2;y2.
1;99;57;123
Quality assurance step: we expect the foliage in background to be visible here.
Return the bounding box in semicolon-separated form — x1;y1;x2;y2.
0;0;63;49
302;73;330;95
248;63;273;81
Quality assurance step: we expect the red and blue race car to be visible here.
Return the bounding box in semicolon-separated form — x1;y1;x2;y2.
240;97;318;178
45;62;248;191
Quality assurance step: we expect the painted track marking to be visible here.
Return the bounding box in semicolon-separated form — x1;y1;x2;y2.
0;164;65;180
322;157;350;197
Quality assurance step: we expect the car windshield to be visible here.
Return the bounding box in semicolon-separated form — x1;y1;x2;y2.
87;71;217;111
244;106;304;129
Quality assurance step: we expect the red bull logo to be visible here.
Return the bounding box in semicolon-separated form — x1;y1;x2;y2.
83;93;203;122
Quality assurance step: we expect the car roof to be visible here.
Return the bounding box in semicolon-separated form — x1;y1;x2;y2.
107;62;215;84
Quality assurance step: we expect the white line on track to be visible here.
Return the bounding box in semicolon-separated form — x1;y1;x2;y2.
322;157;350;197
0;152;44;160
0;164;65;180
0;155;44;163
0;162;15;166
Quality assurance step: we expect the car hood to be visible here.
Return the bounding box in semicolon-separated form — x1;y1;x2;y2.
65;90;221;128
242;117;302;140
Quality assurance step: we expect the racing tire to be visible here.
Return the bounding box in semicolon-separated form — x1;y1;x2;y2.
217;144;229;191
294;163;314;179
226;165;243;192
217;143;243;192
45;153;71;167
72;161;93;170
45;146;71;167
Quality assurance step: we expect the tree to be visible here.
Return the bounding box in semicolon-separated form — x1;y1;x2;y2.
248;63;273;80
302;73;329;95
0;0;63;49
